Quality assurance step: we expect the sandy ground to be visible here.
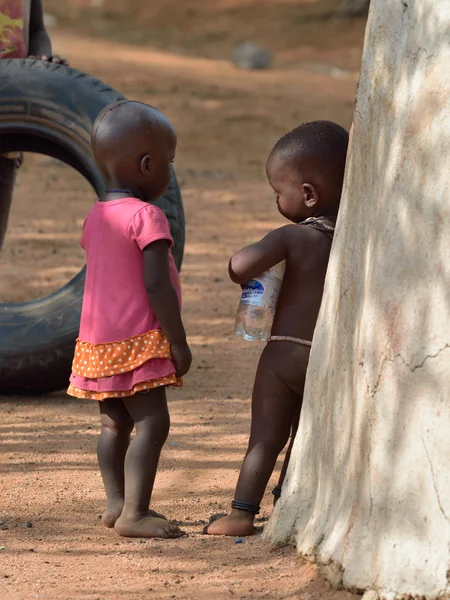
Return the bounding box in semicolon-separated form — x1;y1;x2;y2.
1;5;364;599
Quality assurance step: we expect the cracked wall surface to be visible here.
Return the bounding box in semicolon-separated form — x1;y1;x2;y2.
264;1;450;598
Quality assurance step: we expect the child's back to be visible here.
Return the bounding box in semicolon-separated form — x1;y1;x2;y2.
272;220;334;342
80;199;180;344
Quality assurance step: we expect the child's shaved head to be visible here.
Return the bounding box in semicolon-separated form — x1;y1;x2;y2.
93;100;174;136
271;121;349;199
92;100;176;163
91;100;177;202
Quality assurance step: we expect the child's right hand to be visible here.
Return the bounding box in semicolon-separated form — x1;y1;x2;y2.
171;342;192;377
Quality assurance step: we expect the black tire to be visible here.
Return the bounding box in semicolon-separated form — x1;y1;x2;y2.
0;59;185;395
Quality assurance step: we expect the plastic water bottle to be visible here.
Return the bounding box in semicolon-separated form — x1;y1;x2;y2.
234;260;286;342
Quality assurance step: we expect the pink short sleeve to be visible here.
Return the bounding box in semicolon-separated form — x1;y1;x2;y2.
129;204;173;250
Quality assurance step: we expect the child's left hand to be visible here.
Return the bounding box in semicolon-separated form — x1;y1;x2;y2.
171;342;192;378
28;54;69;66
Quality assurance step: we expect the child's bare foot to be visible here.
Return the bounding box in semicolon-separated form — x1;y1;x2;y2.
115;513;185;538
203;510;255;537
148;508;167;521
102;507;167;529
102;509;122;528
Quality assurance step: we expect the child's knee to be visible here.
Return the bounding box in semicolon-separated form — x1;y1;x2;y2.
250;432;290;457
137;412;170;445
100;412;133;437
269;434;290;456
152;413;171;442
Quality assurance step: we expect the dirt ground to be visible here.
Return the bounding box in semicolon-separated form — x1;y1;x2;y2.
1;2;364;598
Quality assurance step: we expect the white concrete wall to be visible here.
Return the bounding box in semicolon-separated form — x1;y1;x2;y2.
264;1;450;598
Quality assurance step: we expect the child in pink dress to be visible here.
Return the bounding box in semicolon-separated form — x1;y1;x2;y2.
67;100;192;539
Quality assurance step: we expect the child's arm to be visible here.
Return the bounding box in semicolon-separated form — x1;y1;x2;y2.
229;225;295;284
143;240;192;377
28;0;69;64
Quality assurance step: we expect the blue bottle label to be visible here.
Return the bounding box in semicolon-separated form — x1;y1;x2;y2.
240;280;265;306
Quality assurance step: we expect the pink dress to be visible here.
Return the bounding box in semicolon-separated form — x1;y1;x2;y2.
67;198;182;401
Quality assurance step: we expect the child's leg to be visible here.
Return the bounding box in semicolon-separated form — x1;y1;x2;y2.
114;387;184;538
205;343;308;536
97;399;134;527
273;402;302;505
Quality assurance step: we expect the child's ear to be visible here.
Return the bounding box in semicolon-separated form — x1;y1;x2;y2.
302;183;319;207
140;154;152;176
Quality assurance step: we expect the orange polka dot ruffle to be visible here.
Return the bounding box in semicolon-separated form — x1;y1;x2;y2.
72;330;171;379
